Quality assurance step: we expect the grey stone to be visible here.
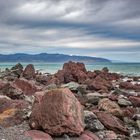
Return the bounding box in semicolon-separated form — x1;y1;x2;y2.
118;98;132;106
84;110;104;132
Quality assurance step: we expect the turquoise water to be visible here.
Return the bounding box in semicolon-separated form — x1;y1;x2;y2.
0;62;140;76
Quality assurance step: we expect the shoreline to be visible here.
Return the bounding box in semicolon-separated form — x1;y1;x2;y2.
0;61;140;77
0;61;140;140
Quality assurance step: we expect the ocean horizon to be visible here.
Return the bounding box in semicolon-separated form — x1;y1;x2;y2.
0;62;140;76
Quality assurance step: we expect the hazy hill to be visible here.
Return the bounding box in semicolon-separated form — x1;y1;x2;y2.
0;53;111;63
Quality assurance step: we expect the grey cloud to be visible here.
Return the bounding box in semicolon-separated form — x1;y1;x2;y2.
0;0;140;61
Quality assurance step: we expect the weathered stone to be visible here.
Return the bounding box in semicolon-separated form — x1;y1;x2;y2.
0;80;8;90
55;61;88;84
122;107;136;118
129;96;140;107
13;78;38;96
86;93;108;105
84;111;104;132
23;64;35;79
120;82;140;92
86;76;112;93
61;82;80;91
98;98;123;117
11;63;23;77
102;67;109;73
0;96;30;127
95;111;129;135
36;74;49;85
0;82;23;99
118;98;132;106
24;130;53;140
30;88;84;136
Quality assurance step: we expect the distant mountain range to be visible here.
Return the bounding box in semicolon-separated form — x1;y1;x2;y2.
0;53;111;63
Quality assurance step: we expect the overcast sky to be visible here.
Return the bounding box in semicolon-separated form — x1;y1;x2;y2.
0;0;140;62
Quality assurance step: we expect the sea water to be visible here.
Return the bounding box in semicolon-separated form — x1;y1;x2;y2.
0;62;140;76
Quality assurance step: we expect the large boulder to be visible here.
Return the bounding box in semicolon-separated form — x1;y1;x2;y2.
11;63;23;78
98;98;123;117
23;64;35;79
0;81;23;99
29;88;84;136
119;82;140;91
55;61;88;84
95;111;129;135
86;76;113;93
0;96;30;127
12;78;38;96
0;80;9;90
84;111;104;132
129;96;140;107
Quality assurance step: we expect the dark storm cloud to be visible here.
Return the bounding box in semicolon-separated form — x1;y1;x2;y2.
0;0;140;61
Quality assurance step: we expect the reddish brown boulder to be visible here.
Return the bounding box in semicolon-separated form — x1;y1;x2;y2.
79;131;101;140
98;98;123;117
55;61;88;84
129;96;140;107
23;64;35;79
120;82;140;91
0;80;8;90
0;96;30;127
86;71;97;79
29;88;84;136
0;96;29;113
63;61;86;73
122;107;136;118
54;70;65;83
13;78;37;95
36;74;50;85
46;76;60;85
24;130;53;140
95;111;129;135
0;82;23;99
86;76;112;93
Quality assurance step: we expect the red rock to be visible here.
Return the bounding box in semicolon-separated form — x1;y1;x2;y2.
55;61;88;84
129;96;140;107
63;61;86;73
13;78;37;95
55;70;65;83
46;76;60;85
24;130;53;140
23;64;35;79
109;94;118;101
29;88;84;136
0;82;23;99
0;80;8;90
0;96;29;113
122;107;136;118
120;82;140;91
86;76;112;93
36;74;50;85
79;131;101;140
0;96;29;127
95;111;129;135
34;91;46;104
86;71;97;79
98;98;123;117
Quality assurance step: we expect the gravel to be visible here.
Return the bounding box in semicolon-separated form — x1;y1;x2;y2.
0;121;32;140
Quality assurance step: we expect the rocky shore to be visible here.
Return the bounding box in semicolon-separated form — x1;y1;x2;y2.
0;61;140;140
